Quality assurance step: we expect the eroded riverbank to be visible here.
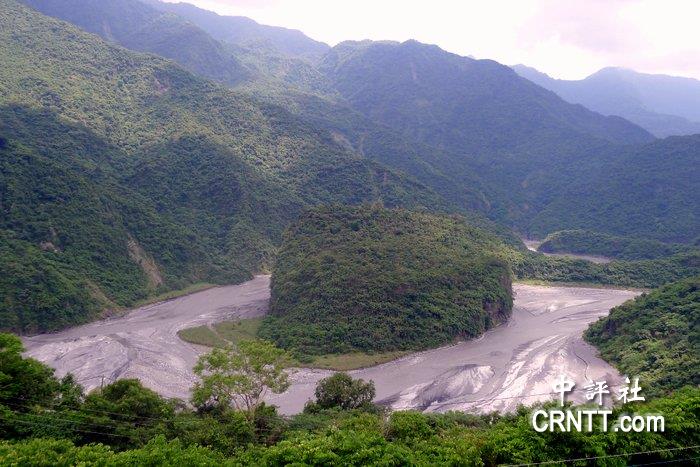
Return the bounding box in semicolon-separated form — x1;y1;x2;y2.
24;278;637;414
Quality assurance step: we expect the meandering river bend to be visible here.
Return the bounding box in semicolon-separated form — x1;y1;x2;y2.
24;277;637;414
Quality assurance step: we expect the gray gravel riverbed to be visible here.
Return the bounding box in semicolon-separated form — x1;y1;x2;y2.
25;278;637;414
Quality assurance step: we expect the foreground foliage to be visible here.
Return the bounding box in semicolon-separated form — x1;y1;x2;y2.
192;341;290;419
2;332;699;465
585;276;700;396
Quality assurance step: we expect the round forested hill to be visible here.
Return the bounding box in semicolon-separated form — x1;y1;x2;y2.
258;205;513;357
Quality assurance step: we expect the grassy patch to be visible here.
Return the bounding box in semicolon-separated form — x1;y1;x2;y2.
177;325;227;348
178;317;263;349
212;318;263;344
307;351;411;371
177;318;410;370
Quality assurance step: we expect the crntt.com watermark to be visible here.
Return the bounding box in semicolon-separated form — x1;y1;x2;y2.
531;375;665;433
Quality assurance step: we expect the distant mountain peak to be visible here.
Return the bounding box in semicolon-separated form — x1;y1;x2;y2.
513;63;700;137
144;0;329;60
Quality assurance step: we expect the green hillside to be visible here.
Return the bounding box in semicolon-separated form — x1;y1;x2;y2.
21;0;251;87
23;1;699;244
21;0;334;97
0;0;444;333
538;230;698;261
320;40;652;153
585;276;700;396
317;40;699;242
527;136;700;243
258;205;513;357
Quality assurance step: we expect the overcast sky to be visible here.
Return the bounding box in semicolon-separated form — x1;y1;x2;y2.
164;0;700;80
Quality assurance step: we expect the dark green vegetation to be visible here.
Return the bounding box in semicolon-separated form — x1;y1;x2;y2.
19;0;700;244
260;204;699;357
259;206;513;357
513;249;700;289
2;332;699;465
318;40;700;242
525;135;700;243
585;276;700;397
3;0;699;335
513;65;700;137
538;229;698;261
0;0;446;333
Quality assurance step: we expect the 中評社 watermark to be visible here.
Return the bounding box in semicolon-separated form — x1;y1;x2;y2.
531;375;665;433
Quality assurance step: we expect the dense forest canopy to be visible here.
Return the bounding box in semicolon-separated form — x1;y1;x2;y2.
0;1;699;464
0;0;447;333
2;0;699;335
538;230;699;261
18;0;700;243
259;206;514;357
585;276;700;396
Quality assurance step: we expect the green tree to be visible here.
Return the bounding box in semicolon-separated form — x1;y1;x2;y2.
313;373;376;410
0;333;59;410
192;341;290;420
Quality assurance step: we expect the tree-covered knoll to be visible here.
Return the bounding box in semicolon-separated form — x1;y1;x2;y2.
2;332;698;466
0;0;446;333
259;203;700;357
585;276;700;397
259;205;514;357
538;229;698;261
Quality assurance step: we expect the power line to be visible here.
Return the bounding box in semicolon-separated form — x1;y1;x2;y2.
630;455;700;466
3;406;151;434
11;418;133;439
499;445;700;467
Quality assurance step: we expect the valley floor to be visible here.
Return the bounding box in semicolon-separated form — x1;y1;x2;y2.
23;278;638;414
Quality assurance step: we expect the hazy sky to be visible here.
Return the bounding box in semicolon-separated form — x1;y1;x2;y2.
165;0;700;80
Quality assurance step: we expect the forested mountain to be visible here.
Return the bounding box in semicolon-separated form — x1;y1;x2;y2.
3;0;699;336
513;65;700;137
21;0;252;87
20;0;335;96
526;135;700;243
317;40;672;231
259;205;513;357
320;40;653;153
19;0;516;224
586;276;700;396
0;0;446;333
144;0;330;60
19;1;700;243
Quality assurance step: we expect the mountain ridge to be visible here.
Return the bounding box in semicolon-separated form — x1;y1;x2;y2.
513;64;700;137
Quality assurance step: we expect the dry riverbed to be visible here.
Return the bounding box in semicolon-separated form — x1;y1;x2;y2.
24;277;637;414
523;239;612;264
